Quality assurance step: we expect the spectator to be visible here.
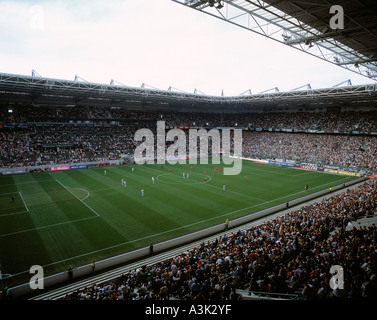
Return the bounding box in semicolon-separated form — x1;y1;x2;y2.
61;180;377;301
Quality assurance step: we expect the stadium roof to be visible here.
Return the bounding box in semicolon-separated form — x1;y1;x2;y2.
0;72;376;111
1;1;377;112
173;0;377;81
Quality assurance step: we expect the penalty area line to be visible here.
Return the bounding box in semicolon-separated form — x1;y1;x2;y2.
18;191;29;213
55;179;100;217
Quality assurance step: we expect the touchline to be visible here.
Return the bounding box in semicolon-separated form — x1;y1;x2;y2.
134;121;243;176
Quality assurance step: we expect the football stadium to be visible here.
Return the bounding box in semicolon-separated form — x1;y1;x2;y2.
1;0;377;306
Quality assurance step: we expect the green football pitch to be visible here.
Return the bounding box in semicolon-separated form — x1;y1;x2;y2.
0;160;356;286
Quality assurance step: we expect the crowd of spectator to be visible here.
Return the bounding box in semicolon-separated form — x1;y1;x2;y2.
162;110;377;133
0;126;137;168
2;105;377;130
1;106;377;172
242;131;377;170
1;105;377;300
61;180;377;301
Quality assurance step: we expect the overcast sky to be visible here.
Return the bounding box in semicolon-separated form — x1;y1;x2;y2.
0;0;374;96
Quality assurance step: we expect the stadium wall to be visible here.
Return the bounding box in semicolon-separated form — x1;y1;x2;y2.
0;160;126;175
9;176;367;299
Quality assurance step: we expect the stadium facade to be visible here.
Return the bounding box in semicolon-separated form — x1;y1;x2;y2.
1;72;376;114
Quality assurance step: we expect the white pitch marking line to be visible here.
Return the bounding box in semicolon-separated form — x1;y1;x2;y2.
18;191;29;213
0;216;98;238
55;180;100;217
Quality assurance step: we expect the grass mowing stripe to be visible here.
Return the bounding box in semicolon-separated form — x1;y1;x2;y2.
2;174;353;272
154;169;267;202
0;161;358;286
55;179;100;217
0;210;28;218
0;216;99;238
0;180;56;187
0;193;28;216
18;191;29;213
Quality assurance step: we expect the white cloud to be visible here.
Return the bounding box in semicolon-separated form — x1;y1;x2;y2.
0;0;373;96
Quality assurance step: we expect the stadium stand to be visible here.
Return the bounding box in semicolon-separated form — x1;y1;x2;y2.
1;105;377;300
1;0;377;304
59;180;377;301
1;106;377;173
